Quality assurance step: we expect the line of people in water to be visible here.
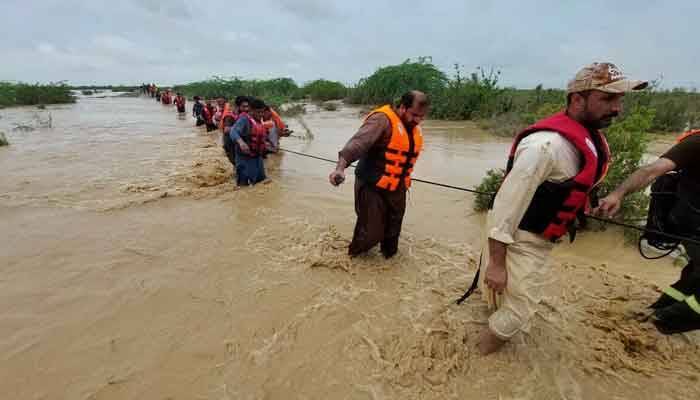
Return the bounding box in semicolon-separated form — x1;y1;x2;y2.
144;85;290;187
144;64;700;355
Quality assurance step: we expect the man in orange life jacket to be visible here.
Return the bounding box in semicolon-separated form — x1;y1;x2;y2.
597;128;700;334
329;91;428;258
477;63;647;355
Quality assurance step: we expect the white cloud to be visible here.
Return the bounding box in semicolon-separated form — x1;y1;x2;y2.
92;35;135;52
36;42;56;54
291;42;314;57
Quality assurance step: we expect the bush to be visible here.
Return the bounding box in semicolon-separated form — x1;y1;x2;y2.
473;168;505;211
302;79;347;101
173;77;301;106
430;65;508;120
596;106;654;238
0;82;75;107
321;102;339;111
348;57;448;105
0;131;9;147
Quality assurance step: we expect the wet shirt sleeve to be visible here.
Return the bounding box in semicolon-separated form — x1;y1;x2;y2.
487;133;558;244
229;117;249;142
338;113;390;164
661;135;700;170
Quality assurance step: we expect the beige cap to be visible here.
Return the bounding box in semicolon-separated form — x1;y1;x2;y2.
567;62;648;94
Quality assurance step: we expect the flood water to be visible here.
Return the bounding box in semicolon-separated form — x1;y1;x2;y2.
1;96;698;399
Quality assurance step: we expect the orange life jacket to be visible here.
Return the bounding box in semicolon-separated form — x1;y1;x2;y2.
218;103;233;131
676;129;700;143
356;105;424;191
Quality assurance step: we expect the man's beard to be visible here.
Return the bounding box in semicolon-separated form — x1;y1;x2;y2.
583;110;618;130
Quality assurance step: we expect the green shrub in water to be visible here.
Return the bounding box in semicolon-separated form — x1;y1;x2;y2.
302;79;348;102
0;82;75;107
174;77;301;105
0;131;9;146
473;168;505;212
348;57;448;106
321;102;339;111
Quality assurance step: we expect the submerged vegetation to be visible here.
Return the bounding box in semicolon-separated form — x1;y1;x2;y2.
0;131;9;147
0;82;75;107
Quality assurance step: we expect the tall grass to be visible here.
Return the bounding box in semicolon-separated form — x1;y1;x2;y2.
0;82;75;107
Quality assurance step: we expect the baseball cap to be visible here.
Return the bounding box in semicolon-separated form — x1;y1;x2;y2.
567;62;648;94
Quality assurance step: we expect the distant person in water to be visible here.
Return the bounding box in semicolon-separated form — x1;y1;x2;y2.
222;115;237;171
204;100;217;132
229;98;267;186
193;96;205;126
174;93;186;113
221;96;250;172
155;89;161;102
262;105;286;154
213;96;229;129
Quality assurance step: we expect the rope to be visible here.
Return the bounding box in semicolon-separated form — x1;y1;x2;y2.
278;147;700;247
278;147;492;195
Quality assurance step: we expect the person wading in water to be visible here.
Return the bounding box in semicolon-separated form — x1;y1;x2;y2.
475;62;646;355
329;91;428;258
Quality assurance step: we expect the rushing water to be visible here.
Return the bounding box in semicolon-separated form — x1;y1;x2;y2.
0;96;697;400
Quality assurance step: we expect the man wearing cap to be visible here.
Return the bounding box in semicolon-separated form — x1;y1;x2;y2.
597;128;700;334
477;63;647;355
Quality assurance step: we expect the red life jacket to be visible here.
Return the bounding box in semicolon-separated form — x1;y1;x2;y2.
174;96;185;108
676;129;700;143
506;111;610;241
240;113;267;156
203;105;214;123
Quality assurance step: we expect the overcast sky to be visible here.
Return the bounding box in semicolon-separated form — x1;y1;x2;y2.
1;0;698;89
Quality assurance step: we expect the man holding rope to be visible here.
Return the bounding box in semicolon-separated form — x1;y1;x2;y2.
478;63;646;354
597;129;700;334
329;91;428;258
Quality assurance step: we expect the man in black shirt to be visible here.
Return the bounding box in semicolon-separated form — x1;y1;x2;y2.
597;129;700;334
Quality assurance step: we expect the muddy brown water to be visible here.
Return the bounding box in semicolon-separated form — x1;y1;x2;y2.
1;97;699;399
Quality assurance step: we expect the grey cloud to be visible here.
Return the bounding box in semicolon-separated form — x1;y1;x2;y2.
0;0;698;89
273;0;339;19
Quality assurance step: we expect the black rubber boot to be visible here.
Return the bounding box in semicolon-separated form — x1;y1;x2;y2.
652;298;700;335
649;293;682;309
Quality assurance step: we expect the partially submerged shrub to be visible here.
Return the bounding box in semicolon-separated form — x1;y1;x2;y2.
0;131;9;147
321;102;339;111
473;168;504;212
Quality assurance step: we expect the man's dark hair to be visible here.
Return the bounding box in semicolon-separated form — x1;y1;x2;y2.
398;91;430;109
250;98;266;110
235;95;250;107
194;96;200;101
